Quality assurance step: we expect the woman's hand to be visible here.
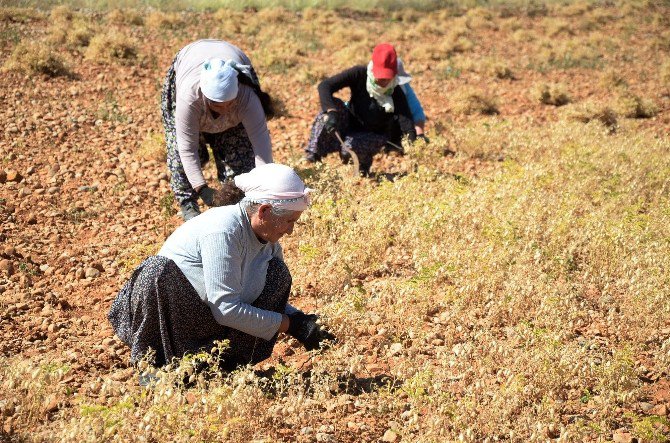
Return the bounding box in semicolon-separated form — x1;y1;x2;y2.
197;185;216;206
286;311;336;351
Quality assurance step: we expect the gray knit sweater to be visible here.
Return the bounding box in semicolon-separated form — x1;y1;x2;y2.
158;204;295;340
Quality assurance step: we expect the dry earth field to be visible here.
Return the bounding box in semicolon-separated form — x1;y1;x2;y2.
1;1;670;442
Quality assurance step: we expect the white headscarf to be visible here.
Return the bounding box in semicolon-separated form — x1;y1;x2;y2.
234;164;312;212
200;58;239;103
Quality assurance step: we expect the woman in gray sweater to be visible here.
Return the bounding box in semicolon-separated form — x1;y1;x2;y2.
161;39;275;220
109;164;334;377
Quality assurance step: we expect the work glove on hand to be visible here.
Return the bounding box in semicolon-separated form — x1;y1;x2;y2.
322;110;339;134
287;311;336;351
198;185;216;207
417;134;430;144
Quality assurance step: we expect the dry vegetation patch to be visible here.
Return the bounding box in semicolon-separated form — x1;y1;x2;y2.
0;2;669;442
564;100;618;132
145;11;185;29
614;92;659;119
532;82;571;106
106;8;144;26
85;31;138;63
2;40;70;77
0;6;42;22
452;88;499;115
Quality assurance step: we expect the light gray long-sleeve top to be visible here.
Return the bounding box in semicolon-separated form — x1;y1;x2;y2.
158;203;295;340
174;39;272;190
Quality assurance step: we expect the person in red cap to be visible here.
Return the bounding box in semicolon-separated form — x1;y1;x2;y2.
303;43;418;176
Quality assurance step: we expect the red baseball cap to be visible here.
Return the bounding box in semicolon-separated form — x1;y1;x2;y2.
371;43;398;80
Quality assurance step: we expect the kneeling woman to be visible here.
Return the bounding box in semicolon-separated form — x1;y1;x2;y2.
304;43;416;175
109;164;334;372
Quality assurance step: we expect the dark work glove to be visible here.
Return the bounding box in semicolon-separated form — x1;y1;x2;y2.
322;110;339;134
417;134;430;144
198;185;216;206
287;311;336;351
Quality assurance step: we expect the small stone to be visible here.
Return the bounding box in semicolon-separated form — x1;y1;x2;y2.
546;423;560;438
0;260;13;276
102;337;115;347
5;170;21;182
388;343;403;356
43;397;59;413
315;433;334;442
19;274;32;288
110;369;133;382
640;402;654;412
0;170;6;183
4;416;13;434
47;187;59;195
26;214;37;224
382;429;399;442
612;430;632;443
85;268;100;279
651;404;667;416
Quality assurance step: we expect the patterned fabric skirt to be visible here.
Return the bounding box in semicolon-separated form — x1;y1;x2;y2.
304;98;388;174
108;255;291;370
161;59;256;205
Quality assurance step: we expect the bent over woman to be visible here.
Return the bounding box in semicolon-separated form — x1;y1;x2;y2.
162;39;275;220
109;164;335;375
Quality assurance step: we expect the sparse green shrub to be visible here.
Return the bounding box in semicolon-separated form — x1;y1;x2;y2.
452;89;499;115
85;31;137;63
2;40;70;77
532;82;571;106
615;92;658;118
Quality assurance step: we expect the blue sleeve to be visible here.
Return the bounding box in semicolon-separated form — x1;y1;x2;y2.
401;83;426;124
200;232;282;340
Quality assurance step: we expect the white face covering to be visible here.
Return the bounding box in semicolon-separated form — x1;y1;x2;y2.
366;61;399;113
234;164;312;211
